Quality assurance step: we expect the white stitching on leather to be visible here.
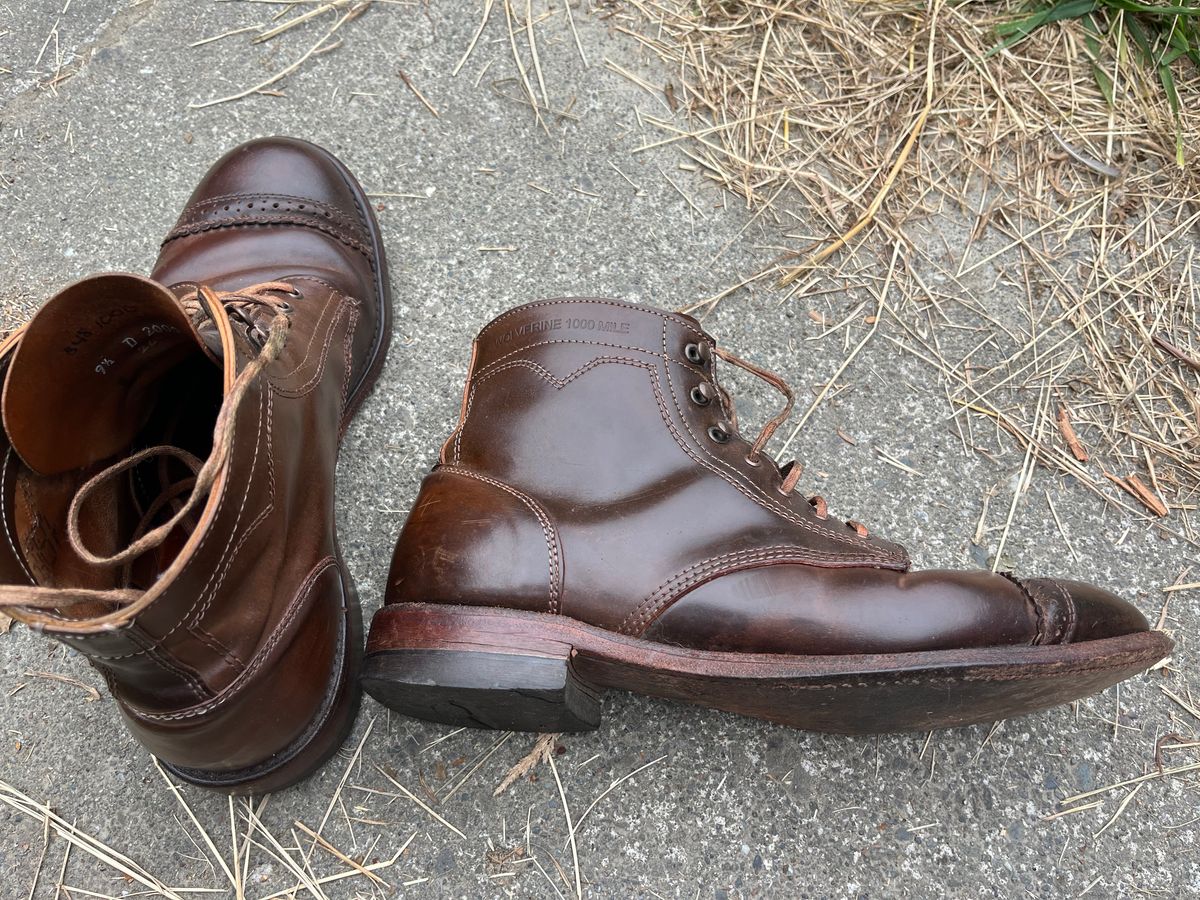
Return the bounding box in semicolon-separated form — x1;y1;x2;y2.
438;466;562;614
620;545;857;634
85;387;270;660
0;449;36;584
657;319;892;558
127;558;339;721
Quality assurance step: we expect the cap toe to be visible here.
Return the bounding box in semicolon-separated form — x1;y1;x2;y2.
1022;577;1149;644
184;136;360;214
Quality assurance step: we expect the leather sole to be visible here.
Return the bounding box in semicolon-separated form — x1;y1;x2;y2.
362;603;1172;734
163;144;392;794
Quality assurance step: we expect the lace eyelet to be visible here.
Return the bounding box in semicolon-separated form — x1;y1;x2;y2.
744;454;761;467
684;343;706;365
285;288;303;299
689;385;711;406
277;301;294;313
707;425;730;444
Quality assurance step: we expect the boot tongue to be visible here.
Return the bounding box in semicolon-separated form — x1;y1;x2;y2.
2;273;213;476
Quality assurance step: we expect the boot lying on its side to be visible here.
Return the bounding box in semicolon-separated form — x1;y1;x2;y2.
363;298;1170;734
0;137;392;792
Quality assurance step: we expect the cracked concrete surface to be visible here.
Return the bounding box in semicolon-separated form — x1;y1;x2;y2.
0;2;1196;898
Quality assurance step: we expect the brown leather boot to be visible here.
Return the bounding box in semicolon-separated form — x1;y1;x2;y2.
0;137;391;792
364;298;1170;734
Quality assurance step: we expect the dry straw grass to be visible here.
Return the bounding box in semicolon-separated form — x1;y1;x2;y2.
600;0;1199;544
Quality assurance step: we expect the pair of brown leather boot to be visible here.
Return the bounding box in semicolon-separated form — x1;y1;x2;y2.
0;139;1171;794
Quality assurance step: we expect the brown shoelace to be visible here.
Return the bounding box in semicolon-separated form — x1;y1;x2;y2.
0;283;293;612
712;346;870;538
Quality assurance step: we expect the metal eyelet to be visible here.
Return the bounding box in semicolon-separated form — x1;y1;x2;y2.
707;425;730;444
277;301;294;313
285;288;303;299
744;454;761;467
684;343;706;365
689;385;710;406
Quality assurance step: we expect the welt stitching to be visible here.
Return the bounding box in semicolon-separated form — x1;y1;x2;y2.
440;466;562;614
130;558;338;721
658;320;898;560
536;660;1156;689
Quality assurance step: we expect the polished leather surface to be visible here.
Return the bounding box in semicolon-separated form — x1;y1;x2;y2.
1;137;387;783
386;298;1150;655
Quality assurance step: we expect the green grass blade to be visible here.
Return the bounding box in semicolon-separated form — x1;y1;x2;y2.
1157;63;1185;167
1123;15;1154;63
1092;62;1116;104
989;0;1099;57
1099;0;1200;16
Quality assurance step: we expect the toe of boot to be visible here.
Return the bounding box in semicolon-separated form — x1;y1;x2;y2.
152;136;381;308
183;136;362;216
1020;577;1149;644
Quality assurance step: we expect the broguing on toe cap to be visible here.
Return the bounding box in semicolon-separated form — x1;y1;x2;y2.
1020;577;1150;645
153;135;381;298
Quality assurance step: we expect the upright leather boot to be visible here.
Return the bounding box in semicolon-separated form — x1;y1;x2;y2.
0;137;391;792
364;298;1170;734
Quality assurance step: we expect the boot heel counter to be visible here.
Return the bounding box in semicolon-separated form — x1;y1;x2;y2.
118;558;361;783
386;467;562;615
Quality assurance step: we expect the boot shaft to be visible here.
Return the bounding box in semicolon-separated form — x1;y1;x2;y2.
391;299;907;630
